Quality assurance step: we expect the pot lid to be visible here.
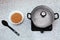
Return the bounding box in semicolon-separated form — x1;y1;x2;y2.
31;5;54;28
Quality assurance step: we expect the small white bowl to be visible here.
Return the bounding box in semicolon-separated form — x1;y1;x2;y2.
9;11;24;25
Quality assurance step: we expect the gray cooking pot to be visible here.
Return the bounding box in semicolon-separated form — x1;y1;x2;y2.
27;5;59;28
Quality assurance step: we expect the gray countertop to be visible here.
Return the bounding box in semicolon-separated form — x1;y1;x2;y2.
0;0;60;40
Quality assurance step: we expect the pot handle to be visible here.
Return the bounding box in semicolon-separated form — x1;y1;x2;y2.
27;13;31;20
54;13;59;20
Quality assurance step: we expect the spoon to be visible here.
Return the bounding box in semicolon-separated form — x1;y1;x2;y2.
2;20;20;36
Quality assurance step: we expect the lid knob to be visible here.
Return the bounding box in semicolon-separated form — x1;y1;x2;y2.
40;11;47;18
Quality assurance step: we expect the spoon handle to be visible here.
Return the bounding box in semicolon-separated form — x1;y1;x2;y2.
8;25;20;36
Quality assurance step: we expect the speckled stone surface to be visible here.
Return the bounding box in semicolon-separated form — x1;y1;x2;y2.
0;0;60;40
